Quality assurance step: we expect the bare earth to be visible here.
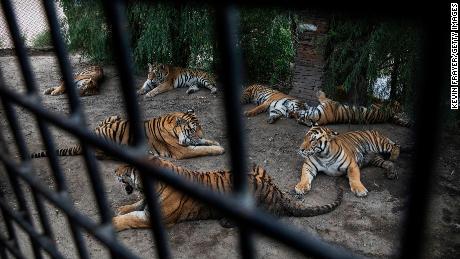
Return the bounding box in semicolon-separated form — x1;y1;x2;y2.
0;55;457;258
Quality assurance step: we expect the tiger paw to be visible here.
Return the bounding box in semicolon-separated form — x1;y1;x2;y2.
294;182;311;195
145;91;157;98
350;183;368;197
243;111;252;117
210;88;217;94
116;205;132;215
43;88;54;95
267;117;276;124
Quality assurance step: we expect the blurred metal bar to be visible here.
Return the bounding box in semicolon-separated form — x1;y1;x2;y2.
0;235;26;259
0;198;64;259
140;174;172;259
214;3;254;258
399;14;444;259
41;0;113;228
100;0;144;147
100;1;172;258
0;152;140;259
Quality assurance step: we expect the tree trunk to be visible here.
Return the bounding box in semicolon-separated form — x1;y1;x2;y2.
390;59;399;101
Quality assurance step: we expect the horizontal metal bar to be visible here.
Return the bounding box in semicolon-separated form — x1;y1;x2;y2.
0;153;140;259
0;86;357;259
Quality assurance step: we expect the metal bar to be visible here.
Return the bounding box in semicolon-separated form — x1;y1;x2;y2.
140;174;171;259
214;3;254;258
0;97;44;259
0;236;26;259
100;0;145;147
41;0;114;227
100;1;173;258
399;16;444;259
0;198;64;259
0;153;140;259
0;84;356;258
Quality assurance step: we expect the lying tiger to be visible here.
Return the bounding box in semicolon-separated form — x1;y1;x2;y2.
44;65;104;96
241;84;306;124
30;110;224;160
112;157;343;231
291;90;410;127
137;63;217;97
295;126;400;197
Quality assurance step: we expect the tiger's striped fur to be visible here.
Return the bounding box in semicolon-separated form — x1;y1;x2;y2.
241;84;307;124
112;157;343;231
295;126;400;197
44;65;104;96
291;91;410;127
30;110;224;160
137;63;217;97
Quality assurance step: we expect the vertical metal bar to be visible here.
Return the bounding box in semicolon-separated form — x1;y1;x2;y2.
100;1;172;258
40;0;113;223
140;174;171;259
0;97;43;259
100;0;144;147
399;15;445;259
215;3;254;259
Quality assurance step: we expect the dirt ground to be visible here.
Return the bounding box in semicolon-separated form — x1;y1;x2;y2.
0;55;458;258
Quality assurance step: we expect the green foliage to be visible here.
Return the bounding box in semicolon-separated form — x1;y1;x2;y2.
240;9;296;86
322;15;421;112
59;0;111;62
32;30;52;47
59;1;296;84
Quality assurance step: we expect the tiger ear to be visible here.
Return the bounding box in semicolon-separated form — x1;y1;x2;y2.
186;109;194;114
148;63;153;71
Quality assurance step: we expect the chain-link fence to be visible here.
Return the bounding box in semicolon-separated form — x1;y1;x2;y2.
0;0;65;49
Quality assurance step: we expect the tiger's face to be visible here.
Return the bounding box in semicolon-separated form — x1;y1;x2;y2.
173;110;205;146
291;105;318;127
138;63;169;95
299;126;338;158
115;165;140;195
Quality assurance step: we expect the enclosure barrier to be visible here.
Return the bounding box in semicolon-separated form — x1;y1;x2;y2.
0;0;443;259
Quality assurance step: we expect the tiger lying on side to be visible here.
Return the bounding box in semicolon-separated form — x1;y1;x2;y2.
291;90;410;127
241;84;306;124
295;126;400;197
112;157;343;231
30;110;224;160
137;63;217;97
44;65;104;96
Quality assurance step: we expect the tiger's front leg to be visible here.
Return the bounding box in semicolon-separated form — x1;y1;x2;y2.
186;85;200;94
50;86;66;95
347;163;368;197
116;199;146;215
195;138;220;146
366;154;398;179
173;145;225;159
112;210;151;231
244;102;270;117
294;162;318;195
145;82;172;98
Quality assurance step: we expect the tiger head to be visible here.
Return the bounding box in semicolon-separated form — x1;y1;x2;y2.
115;164;141;195
290;104;319;127
298;126;339;158
137;63;169;95
170;109;205;146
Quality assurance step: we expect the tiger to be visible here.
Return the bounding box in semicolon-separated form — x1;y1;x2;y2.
241;84;307;124
112;156;343;231
295;126;400;197
30;110;225;160
291;90;410;127
44;65;104;96
137;63;217;97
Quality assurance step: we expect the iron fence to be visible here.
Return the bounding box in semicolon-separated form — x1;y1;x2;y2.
0;0;446;259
